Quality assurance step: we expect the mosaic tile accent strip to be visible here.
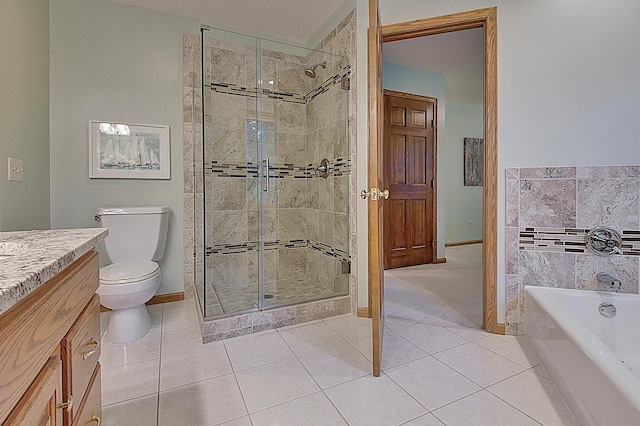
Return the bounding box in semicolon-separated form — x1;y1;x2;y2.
209;162;258;178
206;158;351;179
211;83;306;104
519;227;640;255
209;64;351;105
305;66;351;103
206;238;350;263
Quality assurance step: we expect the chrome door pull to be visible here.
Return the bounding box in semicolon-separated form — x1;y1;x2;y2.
263;158;270;192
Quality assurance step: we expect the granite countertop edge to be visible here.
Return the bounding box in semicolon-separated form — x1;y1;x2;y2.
0;228;108;316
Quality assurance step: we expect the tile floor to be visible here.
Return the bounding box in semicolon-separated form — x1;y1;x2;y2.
100;300;577;426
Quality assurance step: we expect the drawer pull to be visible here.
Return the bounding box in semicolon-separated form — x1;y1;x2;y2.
89;414;101;425
82;338;100;360
57;394;73;411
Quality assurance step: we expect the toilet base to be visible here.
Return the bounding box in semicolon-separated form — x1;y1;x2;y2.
105;305;152;344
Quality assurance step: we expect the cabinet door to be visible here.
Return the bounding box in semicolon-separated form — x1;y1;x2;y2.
71;364;101;426
60;295;101;426
4;357;63;426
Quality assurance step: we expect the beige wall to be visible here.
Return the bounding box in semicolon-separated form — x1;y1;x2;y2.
0;0;51;231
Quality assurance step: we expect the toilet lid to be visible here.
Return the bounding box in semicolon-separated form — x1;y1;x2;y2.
100;261;159;285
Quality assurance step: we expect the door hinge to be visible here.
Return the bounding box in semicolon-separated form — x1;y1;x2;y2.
431;179;434;188
341;260;351;274
341;76;351;90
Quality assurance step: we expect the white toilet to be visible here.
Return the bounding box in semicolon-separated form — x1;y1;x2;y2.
96;206;170;344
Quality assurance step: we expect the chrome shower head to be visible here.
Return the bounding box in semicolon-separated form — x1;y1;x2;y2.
304;61;327;78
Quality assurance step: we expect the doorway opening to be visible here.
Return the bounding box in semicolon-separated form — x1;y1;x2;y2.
367;8;498;353
381;27;484;329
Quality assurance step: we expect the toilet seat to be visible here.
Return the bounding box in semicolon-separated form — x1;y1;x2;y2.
100;261;159;285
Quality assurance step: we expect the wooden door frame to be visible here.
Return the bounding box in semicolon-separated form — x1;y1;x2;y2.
371;8;498;333
383;89;438;266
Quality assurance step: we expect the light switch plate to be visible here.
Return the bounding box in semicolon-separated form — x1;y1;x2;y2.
8;157;23;182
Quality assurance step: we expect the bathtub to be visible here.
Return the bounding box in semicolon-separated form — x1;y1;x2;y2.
525;286;640;426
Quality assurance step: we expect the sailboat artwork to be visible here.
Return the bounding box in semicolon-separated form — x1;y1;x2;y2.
90;121;170;179
100;133;161;171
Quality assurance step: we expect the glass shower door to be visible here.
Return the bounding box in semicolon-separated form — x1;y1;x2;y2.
201;28;261;317
258;40;351;309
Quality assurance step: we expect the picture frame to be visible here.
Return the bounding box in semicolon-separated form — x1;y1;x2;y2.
463;137;483;186
89;121;170;179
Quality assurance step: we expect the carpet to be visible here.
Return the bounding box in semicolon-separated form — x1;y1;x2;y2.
384;244;483;329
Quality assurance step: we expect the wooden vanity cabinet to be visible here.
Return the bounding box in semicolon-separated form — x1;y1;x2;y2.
0;250;102;426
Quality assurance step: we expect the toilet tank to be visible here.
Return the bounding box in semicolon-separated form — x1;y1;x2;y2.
96;206;170;263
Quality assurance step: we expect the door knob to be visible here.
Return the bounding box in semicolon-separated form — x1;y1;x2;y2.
360;188;389;201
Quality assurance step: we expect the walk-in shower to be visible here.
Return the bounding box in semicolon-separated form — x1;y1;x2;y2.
186;23;352;339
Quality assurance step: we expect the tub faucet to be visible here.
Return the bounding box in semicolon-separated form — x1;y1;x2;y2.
596;272;622;292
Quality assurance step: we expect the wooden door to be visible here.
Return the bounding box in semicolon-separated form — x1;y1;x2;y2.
367;0;385;377
383;92;436;269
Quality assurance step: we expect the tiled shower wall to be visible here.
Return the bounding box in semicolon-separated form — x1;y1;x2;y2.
183;10;358;341
505;165;640;336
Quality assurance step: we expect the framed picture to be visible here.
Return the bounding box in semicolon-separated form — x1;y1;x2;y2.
463;137;483;186
89;121;170;179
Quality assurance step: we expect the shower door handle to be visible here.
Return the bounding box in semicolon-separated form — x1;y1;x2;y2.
263;158;270;192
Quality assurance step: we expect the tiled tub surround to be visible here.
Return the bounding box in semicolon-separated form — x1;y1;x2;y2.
505;165;640;335
184;10;358;342
0;228;107;314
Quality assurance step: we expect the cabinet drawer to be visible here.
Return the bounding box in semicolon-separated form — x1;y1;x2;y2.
72;364;101;426
61;295;101;425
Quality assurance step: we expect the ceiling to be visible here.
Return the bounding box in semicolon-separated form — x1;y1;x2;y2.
109;0;347;44
109;0;483;105
383;29;484;105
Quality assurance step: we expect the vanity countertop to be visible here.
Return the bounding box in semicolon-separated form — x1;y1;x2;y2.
0;228;107;315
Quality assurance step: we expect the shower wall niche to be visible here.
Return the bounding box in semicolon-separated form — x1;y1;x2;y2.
184;15;355;340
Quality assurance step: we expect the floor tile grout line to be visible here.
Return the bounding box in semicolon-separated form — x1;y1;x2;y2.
469;338;541;370
382;369;434;416
526;365;552;381
378;352;432;372
222;342;254;425
485;388;546;425
228;353;298;374
484;367;576;425
444;327;490;342
429;351;527;391
405;334;475;358
473;339;542;370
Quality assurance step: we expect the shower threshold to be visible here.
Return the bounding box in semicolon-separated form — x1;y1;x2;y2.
204;278;346;319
